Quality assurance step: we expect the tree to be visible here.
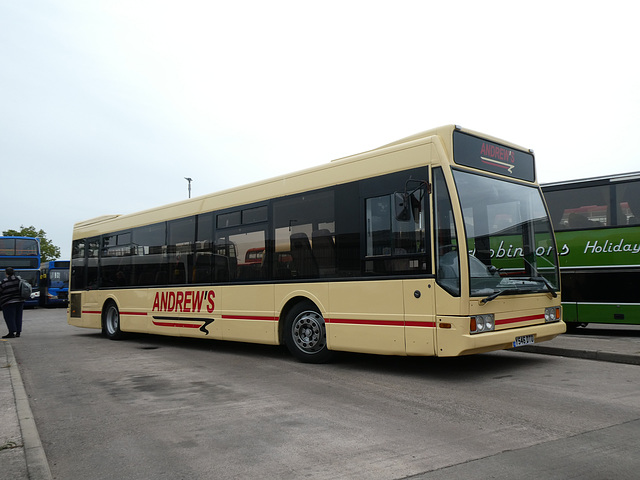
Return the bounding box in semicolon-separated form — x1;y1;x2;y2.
2;225;61;262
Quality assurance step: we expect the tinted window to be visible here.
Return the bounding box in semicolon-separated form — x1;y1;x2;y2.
615;181;640;226
243;206;268;224
168;218;195;285
273;190;335;279
545;185;610;230
434;168;460;296
217;211;241;228
217;228;266;281
71;239;86;290
101;232;133;287
132;223;167;286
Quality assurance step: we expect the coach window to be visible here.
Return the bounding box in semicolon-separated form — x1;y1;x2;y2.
434;168;460;296
545;185;610;230
192;213;215;284
217;211;241;229
101;232;133;288
362;169;429;275
168;217;195;285
273;190;335;279
86;237;100;289
71;239;86;290
616;181;640;226
132;222;167;286
243;206;268;224
16;238;38;257
216;206;268;282
333;183;360;277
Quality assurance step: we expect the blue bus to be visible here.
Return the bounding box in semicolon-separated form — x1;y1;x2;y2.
0;236;41;307
40;260;70;307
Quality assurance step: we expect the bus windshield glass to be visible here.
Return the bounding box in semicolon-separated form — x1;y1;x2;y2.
49;268;70;286
453;170;559;298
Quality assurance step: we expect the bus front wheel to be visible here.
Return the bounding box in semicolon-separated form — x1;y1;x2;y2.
103;301;125;340
284;302;333;363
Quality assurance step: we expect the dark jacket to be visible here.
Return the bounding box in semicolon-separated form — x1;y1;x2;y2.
0;275;22;307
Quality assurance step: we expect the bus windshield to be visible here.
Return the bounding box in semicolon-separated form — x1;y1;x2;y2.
49;268;70;287
453;170;559;298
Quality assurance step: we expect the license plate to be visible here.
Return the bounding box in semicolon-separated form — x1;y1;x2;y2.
513;334;535;347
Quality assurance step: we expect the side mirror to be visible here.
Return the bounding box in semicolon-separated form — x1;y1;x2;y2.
394;192;412;221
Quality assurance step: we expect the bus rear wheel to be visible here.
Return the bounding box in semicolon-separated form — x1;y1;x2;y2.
103;301;125;340
284;302;332;363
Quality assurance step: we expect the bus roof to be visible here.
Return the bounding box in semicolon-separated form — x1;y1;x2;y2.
542;171;640;189
72;125;533;238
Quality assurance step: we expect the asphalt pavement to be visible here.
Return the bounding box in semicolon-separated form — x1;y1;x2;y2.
2;323;639;480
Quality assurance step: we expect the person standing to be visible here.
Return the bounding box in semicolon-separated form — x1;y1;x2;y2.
1;267;24;338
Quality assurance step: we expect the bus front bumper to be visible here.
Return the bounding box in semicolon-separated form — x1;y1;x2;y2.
436;320;566;357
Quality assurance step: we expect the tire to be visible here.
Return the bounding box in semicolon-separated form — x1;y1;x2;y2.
103;301;125;340
284;301;333;363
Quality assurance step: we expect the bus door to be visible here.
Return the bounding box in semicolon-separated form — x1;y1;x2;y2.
403;278;437;355
364;176;436;355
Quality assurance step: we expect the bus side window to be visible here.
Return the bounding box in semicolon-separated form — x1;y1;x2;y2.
617;181;640;226
433;168;460;296
545;185;609;230
273;189;335;280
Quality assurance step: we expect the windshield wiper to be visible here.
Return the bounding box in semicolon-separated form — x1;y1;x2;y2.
479;281;555;305
508;256;559;298
528;276;558;297
507;276;558;297
479;290;505;305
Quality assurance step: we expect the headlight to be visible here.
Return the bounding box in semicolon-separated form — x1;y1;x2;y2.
545;307;561;323
471;314;495;334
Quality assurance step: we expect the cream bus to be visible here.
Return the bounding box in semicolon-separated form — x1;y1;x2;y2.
68;125;565;362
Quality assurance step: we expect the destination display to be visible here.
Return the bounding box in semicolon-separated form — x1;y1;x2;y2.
453;131;535;182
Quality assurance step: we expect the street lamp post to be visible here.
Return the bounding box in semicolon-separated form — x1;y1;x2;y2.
185;177;193;198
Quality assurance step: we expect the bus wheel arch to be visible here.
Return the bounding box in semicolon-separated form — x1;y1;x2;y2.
280;297;333;363
102;299;126;340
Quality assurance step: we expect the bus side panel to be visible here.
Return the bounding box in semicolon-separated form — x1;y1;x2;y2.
403;278;437;356
562;302;578;323
68;291;102;329
325;280;405;355
144;288;221;338
576;303;640;325
218;284;277;344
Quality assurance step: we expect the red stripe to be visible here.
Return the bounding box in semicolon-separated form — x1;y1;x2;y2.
482;159;510;170
496;314;544;325
221;315;278;321
152;320;201;328
82;310;147;316
327;318;402;326
327;318;435;328
405;321;437;328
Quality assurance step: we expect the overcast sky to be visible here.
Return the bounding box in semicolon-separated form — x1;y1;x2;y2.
2;1;639;260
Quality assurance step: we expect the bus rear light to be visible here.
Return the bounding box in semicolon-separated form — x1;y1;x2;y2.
545;307;561;323
470;314;495;334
